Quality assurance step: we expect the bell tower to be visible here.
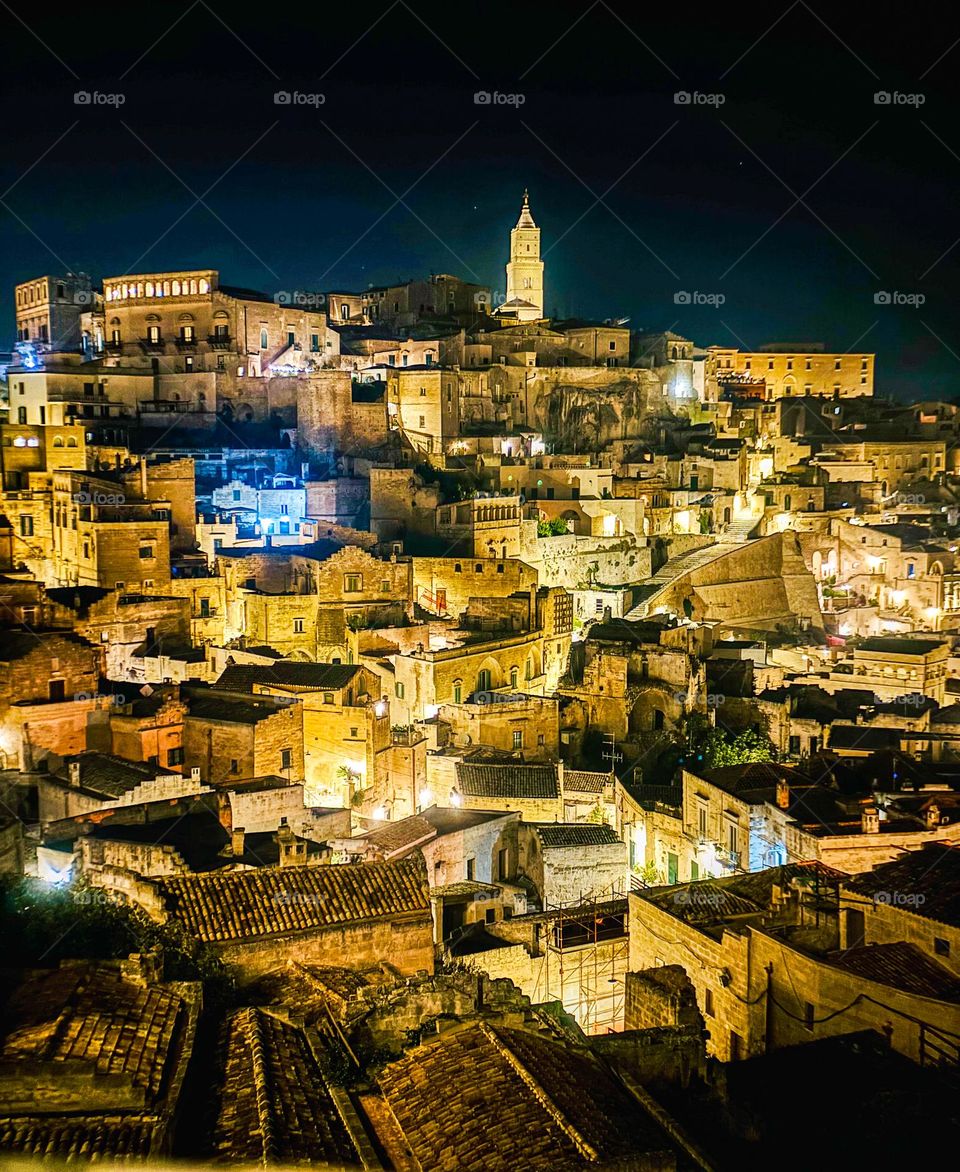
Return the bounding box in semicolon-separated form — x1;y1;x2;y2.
504;189;544;322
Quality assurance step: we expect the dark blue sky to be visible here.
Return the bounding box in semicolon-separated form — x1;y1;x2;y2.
3;1;959;398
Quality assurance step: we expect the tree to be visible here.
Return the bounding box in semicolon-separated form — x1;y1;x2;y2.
683;714;775;771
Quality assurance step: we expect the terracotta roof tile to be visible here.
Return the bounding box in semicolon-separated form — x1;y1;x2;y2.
456;762;559;800
157;858;430;943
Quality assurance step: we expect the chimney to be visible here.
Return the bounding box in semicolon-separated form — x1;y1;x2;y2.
68;761;81;788
861;804;880;834
925;803;941;830
776;778;790;809
277;816;305;867
231;826;246;856
140;456;148;499
190;766;201;784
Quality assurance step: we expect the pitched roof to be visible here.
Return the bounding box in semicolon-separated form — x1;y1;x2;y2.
1;964;187;1103
856;637;944;656
562;769;611;794
213;1008;360;1166
214;662;362;692
377;1022;675;1170
0;1116;161;1161
826;942;960;1002
531;823;623;849
185;693;291;726
156;858;430;942
51;752;157;799
844;844;960;926
456;762;559;801
359;814;437;857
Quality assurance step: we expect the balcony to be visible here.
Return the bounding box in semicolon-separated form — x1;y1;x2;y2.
139;338;166;353
208;333;233;349
175;336;198;352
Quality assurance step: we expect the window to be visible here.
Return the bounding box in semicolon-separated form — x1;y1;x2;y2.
453;680;462;704
466;858;476;881
538;733;545;746
180;325;195;342
280;748;292;771
727;822;738;858
935;937;951;957
395;681;405;699
691;860;699;880
804;1002;815;1031
167;746;185;766
323;692;334;704
230;759;239;773
260;327;268;349
476;668;492;693
454;563;462;572
310;333;319;352
704;988;714;1017
497;564;504;573
287;330;295;346
19;516;33;537
293;618;304;633
512;729;523;749
344;573;362;592
139;546;154;560
147;325;161;343
698;805;708;839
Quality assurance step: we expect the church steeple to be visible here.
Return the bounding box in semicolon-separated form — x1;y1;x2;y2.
502;188;544;322
515;188;536;230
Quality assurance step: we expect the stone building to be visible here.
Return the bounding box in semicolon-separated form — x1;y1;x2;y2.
629;862;960;1063
453;760;563;821
122;856;434;978
0;628;101;769
515;822;627;907
496;190;544;323
213;661;391;805
182;685;304;785
0;956;200;1162
13;272;93;349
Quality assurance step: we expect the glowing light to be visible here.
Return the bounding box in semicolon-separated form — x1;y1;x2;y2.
424;704;439;719
371;805;387;821
449;789;462;807
374;700;386;717
419;786;433;807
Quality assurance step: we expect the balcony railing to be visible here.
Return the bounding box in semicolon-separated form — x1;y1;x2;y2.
208;333;233;349
139;338;166;352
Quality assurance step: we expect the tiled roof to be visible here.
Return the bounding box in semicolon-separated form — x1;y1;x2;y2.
0;628;93;662
856;637;944;656
360;814;437;857
845;844;960;926
185;693;290;726
215;662;362;692
531;823;623;849
827;942;960;1002
0;1115;161;1161
157;858;430;942
562;769;611;794
1;964;187;1103
640;880;762;925
52;752;156;799
250;962;372;1025
456;762;559;800
377;1022;675;1169
213;1008;359;1165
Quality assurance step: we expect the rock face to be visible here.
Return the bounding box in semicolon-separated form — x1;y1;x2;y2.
532;371;664;450
638;531;825;640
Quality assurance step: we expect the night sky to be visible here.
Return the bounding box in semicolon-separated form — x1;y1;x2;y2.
3;2;959;398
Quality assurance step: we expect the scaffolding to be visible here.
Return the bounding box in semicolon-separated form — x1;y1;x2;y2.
536;883;630;1034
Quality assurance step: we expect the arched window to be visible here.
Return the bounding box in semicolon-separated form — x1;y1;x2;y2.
510;666;519;689
453;679;462;704
52;435;64;447
476;668;492;693
67;437;78;448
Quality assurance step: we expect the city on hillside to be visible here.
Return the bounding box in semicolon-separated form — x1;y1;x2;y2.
1;191;959;1168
